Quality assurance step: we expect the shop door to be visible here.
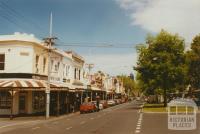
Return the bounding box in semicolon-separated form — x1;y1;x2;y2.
19;94;26;114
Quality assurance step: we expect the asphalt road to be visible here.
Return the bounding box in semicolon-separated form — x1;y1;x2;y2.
141;113;200;134
0;102;141;134
0;101;199;134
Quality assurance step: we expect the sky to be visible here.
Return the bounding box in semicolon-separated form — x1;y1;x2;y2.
0;0;200;76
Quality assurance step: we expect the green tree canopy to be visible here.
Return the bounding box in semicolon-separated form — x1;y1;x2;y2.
135;30;187;106
186;34;200;90
117;75;135;96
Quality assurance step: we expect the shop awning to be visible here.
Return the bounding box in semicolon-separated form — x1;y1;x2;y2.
91;86;102;91
0;79;70;90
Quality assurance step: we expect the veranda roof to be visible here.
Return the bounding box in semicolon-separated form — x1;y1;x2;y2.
0;79;70;90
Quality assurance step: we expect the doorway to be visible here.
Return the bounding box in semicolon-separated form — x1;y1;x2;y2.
19;93;27;114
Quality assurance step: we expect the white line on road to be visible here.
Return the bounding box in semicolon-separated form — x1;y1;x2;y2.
90;118;94;120
135;130;140;133
136;127;141;130
135;113;143;134
32;126;40;130
66;127;72;130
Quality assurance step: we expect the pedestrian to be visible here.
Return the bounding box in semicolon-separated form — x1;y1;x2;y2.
96;96;100;111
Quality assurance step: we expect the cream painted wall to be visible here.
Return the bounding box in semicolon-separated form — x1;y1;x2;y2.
0;44;34;74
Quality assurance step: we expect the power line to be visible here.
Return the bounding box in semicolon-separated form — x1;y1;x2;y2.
55;43;135;48
0;1;46;37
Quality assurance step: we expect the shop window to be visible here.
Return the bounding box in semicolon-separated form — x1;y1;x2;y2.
0;54;5;70
32;91;45;111
0;91;11;109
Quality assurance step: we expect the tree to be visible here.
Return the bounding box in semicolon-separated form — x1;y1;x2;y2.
186;34;200;91
135;30;187;107
117;75;135;96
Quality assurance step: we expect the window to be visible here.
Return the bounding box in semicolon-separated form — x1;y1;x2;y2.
43;58;46;73
35;55;39;73
0;54;5;70
79;69;81;80
74;68;77;79
0;91;11;109
51;60;54;71
32;91;45;111
55;62;60;72
65;66;70;77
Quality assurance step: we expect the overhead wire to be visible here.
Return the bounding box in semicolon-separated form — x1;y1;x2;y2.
0;1;46;38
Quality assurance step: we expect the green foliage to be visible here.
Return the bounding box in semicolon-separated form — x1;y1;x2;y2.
186;34;200;90
135;30;187;106
117;75;135;94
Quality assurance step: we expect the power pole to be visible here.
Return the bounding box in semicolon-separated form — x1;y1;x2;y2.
85;63;94;75
85;63;94;101
44;12;57;119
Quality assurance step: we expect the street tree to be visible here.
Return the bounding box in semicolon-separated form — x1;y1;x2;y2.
117;75;135;96
186;34;200;91
135;30;187;107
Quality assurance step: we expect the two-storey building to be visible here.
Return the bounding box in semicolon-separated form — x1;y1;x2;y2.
0;33;85;116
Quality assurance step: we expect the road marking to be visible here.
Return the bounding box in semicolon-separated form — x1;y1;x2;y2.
80;121;86;125
67;119;70;121
136;127;141;130
90;118;94;120
135;113;143;133
66;127;72;130
135;130;140;133
32;127;40;130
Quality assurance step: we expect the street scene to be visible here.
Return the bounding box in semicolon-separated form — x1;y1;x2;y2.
0;0;200;134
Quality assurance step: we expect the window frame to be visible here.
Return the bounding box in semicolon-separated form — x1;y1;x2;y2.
0;54;5;70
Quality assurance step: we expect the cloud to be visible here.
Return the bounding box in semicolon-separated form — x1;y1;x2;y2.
83;53;137;76
117;0;200;42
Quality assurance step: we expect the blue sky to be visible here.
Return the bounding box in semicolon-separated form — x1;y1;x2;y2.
1;0;198;75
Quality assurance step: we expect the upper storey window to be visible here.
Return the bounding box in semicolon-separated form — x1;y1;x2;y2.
0;54;5;70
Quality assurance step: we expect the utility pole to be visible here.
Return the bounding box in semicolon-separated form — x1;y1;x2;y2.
85;63;94;75
44;12;57;119
85;63;94;101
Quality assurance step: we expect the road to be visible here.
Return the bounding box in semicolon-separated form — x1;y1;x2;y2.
0;101;199;134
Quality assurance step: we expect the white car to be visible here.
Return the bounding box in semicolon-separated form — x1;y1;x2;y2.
107;100;116;106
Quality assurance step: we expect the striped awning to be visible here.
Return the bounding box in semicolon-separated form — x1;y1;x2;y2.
0;79;70;90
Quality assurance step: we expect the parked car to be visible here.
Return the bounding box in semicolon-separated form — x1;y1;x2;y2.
91;101;101;111
100;100;108;109
115;99;121;105
80;102;98;114
107;100;116;106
